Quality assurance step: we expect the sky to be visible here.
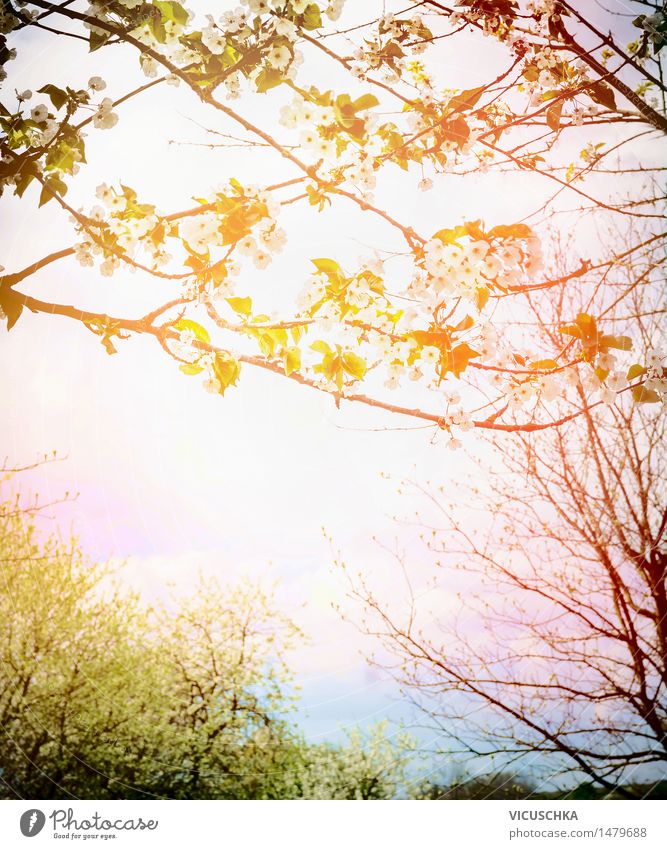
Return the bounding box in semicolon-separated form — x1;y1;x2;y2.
0;0;660;755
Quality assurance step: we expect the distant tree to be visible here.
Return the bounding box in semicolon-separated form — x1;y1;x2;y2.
0;468;412;799
418;772;667;799
279;722;415;800
344;253;667;798
418;770;537;800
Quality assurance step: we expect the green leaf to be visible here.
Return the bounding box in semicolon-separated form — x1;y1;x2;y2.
626;363;647;381
174;318;210;344
454;314;475;332
179;363;204;375
432;225;468;245
210;260;228;287
38;84;68;110
546;100;563;132
301;3;323;30
410;22;433;41
14;164;37;199
352;94;379;112
575;312;598;338
155;1;189;26
256;327;288;358
226;296;253;317
530;359;559;371
312;258;342;275
256;68;284;93
587;81;617;111
100;336;117;355
306;184;331;210
600;334;632;351
341;351;367;381
89;30;111;52
411;329;448;349
632;385;660;404
442;115;469;147
147;11;167;43
475;286;490;311
284;346;301;376
447;342;480;378
291;324;306;344
463;220;486;240
488;223;533;240
213;353;241;395
38;175;67;207
383;41;404;59
448;85;485;113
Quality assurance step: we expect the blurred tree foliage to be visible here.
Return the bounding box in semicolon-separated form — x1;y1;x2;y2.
0;472;412;800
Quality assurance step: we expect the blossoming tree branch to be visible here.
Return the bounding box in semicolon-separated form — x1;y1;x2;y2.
0;0;665;441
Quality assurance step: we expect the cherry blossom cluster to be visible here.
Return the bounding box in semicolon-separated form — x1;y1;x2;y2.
348;13;431;81
77;0;347;101
0;75;118;202
278;91;385;195
73;179;285;291
643;349;667;399
280;97;338;161
411;229;543;308
0;5;20;84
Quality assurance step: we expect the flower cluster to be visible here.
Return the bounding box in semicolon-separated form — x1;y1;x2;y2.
410;226;543;308
82;0;194;80
525;0;560;23
0;73;117;205
0;6;21;83
348;14;432;81
279;89;384;189
280;97;338;160
282;209;663;440
235;215;287;269
643;349;667;400
74;183;167;275
77;0;346;99
73;180;286;296
92;97;119;130
288;229;543;418
449;2;518;36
